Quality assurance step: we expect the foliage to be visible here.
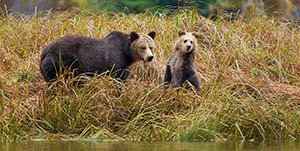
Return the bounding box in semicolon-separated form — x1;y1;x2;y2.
75;0;298;18
1;0;298;18
85;0;216;15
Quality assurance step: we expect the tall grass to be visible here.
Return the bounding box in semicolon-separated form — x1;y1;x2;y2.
0;9;299;141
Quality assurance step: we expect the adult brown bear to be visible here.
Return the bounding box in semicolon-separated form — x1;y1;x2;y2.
40;31;156;82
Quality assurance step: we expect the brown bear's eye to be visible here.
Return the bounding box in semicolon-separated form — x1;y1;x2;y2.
141;47;146;50
184;40;187;43
149;47;153;50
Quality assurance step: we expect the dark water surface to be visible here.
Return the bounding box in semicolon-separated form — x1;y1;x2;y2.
1;140;300;151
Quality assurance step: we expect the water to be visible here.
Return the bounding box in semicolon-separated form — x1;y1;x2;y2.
1;141;300;151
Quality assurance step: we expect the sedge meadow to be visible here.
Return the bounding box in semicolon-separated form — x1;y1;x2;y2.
0;9;300;143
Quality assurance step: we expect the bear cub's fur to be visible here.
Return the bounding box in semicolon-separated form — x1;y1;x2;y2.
40;31;156;82
164;30;201;92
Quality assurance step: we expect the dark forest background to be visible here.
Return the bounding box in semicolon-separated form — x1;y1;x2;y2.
1;0;300;19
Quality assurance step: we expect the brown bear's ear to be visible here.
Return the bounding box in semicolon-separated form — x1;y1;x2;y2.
192;32;200;39
147;31;156;39
130;31;139;42
178;30;186;36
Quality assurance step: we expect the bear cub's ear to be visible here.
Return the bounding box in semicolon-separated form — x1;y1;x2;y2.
192;32;201;39
130;31;139;42
147;31;156;39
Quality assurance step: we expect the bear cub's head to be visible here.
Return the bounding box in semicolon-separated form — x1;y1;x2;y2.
175;30;200;53
130;31;156;62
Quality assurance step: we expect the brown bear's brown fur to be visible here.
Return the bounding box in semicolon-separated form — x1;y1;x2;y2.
40;31;156;82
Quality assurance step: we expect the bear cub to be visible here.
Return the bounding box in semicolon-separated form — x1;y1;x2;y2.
40;31;156;82
164;30;201;92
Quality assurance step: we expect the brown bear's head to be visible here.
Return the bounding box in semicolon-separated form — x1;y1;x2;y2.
130;31;156;62
175;30;200;53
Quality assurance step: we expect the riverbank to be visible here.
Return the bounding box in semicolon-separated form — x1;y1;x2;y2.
2;140;300;151
0;10;299;141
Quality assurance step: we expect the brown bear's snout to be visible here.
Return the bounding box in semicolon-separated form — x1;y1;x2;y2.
146;55;154;62
187;45;192;50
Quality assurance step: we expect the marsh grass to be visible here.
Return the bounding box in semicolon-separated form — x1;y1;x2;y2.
0;9;299;141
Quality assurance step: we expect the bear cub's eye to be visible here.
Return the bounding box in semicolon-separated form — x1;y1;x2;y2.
149;46;153;50
190;41;193;44
184;40;187;43
141;47;146;50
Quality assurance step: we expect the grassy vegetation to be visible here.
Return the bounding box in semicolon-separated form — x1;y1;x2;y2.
0;9;299;141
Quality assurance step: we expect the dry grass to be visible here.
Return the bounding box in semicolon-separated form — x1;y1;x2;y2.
0;9;299;141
